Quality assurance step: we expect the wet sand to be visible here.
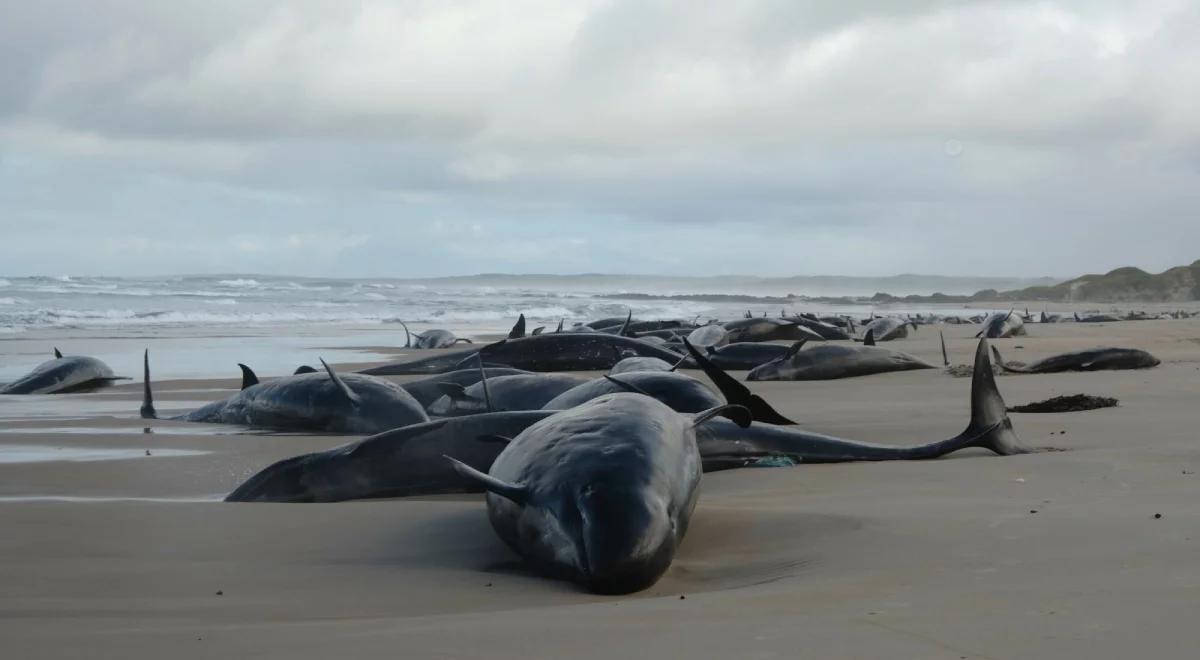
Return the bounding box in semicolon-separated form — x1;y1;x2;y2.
1;318;1198;659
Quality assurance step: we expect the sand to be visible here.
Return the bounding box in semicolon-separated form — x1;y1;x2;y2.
1;317;1198;659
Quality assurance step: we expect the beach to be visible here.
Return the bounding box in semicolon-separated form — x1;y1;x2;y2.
1;315;1198;659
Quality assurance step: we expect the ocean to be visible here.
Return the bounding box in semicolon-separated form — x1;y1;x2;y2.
0;274;1005;382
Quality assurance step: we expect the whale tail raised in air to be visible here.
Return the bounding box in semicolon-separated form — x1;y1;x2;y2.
958;339;1029;455
988;345;1030;374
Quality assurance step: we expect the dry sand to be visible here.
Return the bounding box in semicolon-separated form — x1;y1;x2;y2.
1;319;1198;659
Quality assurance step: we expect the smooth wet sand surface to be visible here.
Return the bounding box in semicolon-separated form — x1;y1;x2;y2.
2;319;1198;659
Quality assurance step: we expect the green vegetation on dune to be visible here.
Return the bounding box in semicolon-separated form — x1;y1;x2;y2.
875;260;1200;303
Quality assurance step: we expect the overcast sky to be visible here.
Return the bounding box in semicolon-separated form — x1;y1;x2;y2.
2;0;1198;278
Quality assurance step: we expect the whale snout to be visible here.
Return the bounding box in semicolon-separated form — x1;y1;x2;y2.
576;484;675;595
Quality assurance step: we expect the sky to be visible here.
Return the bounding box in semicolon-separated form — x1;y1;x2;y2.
1;0;1198;279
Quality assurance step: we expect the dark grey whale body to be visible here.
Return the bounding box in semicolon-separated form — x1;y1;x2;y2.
978;311;1026;339
447;394;749;594
226;411;554;502
747;342;936;381
141;352;428;434
542;371;724;414
859;317;914;342
475;334;684;372
992;346;1160;373
724;318;822;343
429;373;589;416
683;342;794;370
1;349;126;394
398;367;532;409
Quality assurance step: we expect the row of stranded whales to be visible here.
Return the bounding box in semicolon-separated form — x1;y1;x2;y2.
227;339;1026;594
0;348;127;395
226;338;1019;506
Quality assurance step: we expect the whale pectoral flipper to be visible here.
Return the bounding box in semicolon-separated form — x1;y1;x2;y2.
444;455;527;504
238;363;259;390
940;331;950;367
692;404;752;429
683;339;797;426
603;375;652;397
320;358;361;405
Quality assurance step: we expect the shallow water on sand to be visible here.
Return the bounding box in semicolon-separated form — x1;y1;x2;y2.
0;444;208;464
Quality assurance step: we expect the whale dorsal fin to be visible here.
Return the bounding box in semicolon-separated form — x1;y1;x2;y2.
140;349;157;420
53;347;63;359
508;314;526;339
294;365;317;374
237;363;259;390
320;358;360;405
531;326;545;336
444;456;527;504
863;329;876;346
618;310;633;337
555;318;564;333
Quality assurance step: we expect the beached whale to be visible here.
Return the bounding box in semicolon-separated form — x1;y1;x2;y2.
429;373;589;417
0;348;127;395
398;322;472;349
542;371;726;414
748;331;936;381
700;339;1028;469
398;367;532;409
446;394;751;594
609;356;677;374
140;351;428;433
724;318;823;343
474;334;684;372
686;324;729;348
978;311;1026;339
681;342;795;370
991;345;1160;373
226;411;555;502
858;317;915;342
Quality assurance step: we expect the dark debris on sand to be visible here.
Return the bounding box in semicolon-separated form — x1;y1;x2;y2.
1008;394;1119;413
946;363;1008;378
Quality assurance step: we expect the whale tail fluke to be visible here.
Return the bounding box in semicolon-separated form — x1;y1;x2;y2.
961;339;1028;455
140;349;157;420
